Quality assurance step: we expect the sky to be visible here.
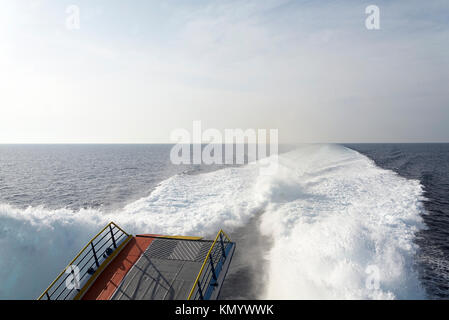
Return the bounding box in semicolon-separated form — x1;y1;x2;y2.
0;0;448;143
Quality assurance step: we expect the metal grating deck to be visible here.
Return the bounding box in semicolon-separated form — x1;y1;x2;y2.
110;237;216;300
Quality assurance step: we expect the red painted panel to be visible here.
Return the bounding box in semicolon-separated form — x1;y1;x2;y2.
82;235;157;300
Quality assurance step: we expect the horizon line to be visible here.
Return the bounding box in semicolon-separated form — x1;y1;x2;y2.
1;142;449;145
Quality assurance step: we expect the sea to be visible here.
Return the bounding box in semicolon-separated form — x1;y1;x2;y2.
0;143;448;299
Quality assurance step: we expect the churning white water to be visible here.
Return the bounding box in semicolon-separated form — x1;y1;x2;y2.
0;144;426;299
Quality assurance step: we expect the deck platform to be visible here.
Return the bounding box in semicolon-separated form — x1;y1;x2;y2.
111;236;216;300
38;223;235;301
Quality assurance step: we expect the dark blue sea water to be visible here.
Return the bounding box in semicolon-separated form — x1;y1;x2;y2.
0;144;228;211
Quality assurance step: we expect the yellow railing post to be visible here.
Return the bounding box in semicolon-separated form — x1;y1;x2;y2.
37;222;129;300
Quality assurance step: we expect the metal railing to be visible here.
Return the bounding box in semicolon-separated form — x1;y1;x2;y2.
38;222;131;300
188;230;233;300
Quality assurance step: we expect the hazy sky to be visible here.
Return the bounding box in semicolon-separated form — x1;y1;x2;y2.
0;0;448;143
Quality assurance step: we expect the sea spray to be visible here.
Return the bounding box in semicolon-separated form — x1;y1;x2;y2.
257;144;426;299
0;144;427;299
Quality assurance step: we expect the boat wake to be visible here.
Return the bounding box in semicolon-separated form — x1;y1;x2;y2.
0;144;427;299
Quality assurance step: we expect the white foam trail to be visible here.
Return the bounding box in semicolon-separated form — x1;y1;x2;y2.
0;205;106;299
0;144;427;299
0;165;261;299
256;144;427;299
